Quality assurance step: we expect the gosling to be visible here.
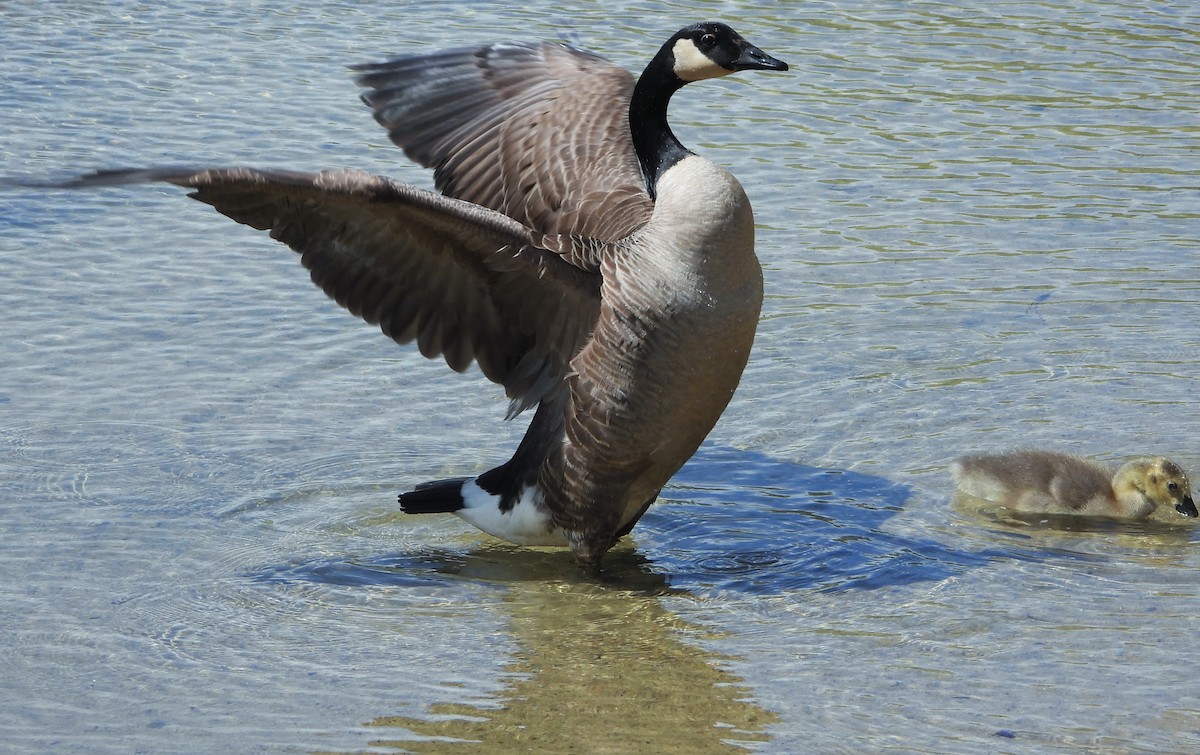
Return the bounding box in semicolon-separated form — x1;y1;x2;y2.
951;450;1198;520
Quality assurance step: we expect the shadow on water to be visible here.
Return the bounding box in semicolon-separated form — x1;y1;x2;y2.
636;444;1046;595
256;443;1045;597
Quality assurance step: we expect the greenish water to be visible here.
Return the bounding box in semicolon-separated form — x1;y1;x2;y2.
2;1;1198;751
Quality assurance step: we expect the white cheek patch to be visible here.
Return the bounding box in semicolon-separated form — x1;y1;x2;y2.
672;38;731;82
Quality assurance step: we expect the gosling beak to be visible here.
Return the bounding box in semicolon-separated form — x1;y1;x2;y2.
1175;496;1198;518
733;42;789;72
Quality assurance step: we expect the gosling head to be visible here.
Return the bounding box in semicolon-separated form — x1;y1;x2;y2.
1115;457;1197;519
667;22;789;83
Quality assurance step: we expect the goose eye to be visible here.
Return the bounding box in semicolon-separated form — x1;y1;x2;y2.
700;33;716;48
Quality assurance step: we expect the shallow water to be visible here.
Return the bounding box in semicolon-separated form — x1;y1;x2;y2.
3;0;1199;752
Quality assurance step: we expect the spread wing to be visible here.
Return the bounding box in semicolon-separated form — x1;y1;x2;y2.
353;41;653;240
67;167;604;415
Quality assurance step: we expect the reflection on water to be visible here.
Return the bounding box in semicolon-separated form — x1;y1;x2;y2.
954;489;1199;541
364;569;776;752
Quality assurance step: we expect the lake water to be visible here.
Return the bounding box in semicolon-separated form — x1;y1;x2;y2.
2;0;1198;752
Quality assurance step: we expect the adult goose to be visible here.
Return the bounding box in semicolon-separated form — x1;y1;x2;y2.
57;22;789;575
952;450;1198;520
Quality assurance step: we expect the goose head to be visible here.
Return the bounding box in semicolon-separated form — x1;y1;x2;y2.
635;22;789;101
666;22;790;82
1114;457;1198;518
630;23;787;197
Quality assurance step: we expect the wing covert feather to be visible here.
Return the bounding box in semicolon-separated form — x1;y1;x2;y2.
353;41;653;239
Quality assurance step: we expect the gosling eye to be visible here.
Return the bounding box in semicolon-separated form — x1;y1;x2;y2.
1168;482;1180;493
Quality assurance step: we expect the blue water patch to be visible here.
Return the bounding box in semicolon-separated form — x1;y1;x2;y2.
637;445;1056;595
0;193;52;229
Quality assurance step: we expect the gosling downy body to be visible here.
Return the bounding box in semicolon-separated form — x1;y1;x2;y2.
951;450;1198;520
50;23;788;575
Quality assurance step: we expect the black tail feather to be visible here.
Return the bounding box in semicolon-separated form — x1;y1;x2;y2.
398;477;470;514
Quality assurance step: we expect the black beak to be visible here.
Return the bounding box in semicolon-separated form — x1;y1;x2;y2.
734;42;789;72
1175;496;1198;518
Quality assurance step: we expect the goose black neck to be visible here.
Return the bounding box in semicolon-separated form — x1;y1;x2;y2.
629;55;690;201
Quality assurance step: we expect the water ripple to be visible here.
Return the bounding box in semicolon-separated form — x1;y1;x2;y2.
4;1;1200;752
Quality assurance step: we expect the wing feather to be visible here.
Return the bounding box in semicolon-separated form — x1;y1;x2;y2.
353;41;653;240
66;167;604;412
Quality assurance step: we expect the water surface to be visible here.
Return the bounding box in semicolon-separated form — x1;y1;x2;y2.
3;0;1199;752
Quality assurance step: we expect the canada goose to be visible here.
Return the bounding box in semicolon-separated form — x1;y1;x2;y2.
951;450;1198;520
53;23;789;575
